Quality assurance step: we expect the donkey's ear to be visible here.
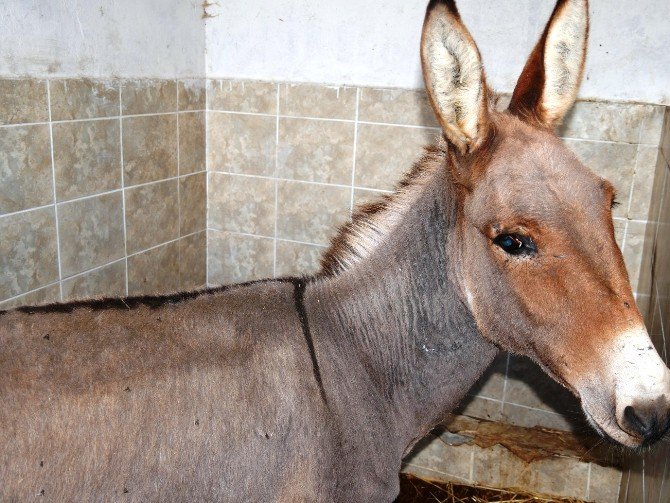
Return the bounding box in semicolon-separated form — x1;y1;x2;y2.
508;0;589;127
421;0;491;155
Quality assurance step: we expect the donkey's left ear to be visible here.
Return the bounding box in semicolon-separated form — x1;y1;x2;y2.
421;0;491;155
508;0;589;128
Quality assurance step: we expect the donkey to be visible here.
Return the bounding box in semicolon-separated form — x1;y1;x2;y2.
2;0;669;501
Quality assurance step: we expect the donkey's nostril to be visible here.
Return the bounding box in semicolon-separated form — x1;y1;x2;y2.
621;404;670;445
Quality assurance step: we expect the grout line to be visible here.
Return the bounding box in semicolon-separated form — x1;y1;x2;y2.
0;257;121;305
207;229;327;249
468;447;475;483
500;353;511;414
620;220;630;252
467;393;573;417
656;283;667;363
272;84;280;277
45;80;64;301
623;122;647;220
658;455;668;503
642;455;646;503
205;109;442;131
119;83;129;295
206;169;396;193
124;231;202;260
176;83;182;286
0;225;203;307
585;463;592;500
0;110;207;129
205;99;210;287
350;88;361;212
0;172;206;221
0;281;62;306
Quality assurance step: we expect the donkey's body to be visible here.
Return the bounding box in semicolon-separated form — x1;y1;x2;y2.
0;149;495;501
3;0;670;500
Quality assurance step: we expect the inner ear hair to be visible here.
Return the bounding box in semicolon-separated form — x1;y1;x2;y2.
508;0;589;128
421;0;491;155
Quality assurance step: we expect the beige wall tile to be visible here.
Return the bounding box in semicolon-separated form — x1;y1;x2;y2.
401;463;466;484
50;79;119;121
179;173;206;236
207;112;276;175
563;139;637;217
355;124;436;190
501;403;575;432
589;463;622;503
0;124;53;214
0;284;61;309
179;111;205;175
276;180;350;245
179;231;206;290
208;231;274;285
452;396;503;423
636;294;653;329
275;240;325;277
403;434;473;482
122;114;177;185
58;192;125;277
53;119;121;201
638;104;666;146
62;261;126;301
0;79;48;125
505;355;579;412
622;221;654;295
207;80;277;114
641;441;670;503
0;207;58;299
277;118;354;184
358;88;438;127
125;179;179;254
661;108;670;163
559;101;655;144
127;241;180;295
647;154;668;226
178;79;205;111
121;79;177;115
208;173;275;236
472;444;589;499
468;353;507;401
613;219;626;249
620;454;644;503
628;146;660;221
279;83;357;120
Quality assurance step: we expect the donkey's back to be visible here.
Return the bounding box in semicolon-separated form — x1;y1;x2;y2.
0;279;335;501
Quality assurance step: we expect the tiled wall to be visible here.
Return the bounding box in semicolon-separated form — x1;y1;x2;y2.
618;110;670;503
205;80;666;434
0;78;206;308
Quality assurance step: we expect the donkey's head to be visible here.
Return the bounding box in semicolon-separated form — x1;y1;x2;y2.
421;0;670;447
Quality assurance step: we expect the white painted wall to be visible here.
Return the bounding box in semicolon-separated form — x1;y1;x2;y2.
206;0;670;105
0;0;205;78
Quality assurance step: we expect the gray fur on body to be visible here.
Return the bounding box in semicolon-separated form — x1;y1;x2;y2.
0;160;497;501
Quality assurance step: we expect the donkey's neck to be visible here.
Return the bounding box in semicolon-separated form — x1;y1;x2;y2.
305;161;497;460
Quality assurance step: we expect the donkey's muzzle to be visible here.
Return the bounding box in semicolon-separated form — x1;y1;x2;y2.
620;400;670;445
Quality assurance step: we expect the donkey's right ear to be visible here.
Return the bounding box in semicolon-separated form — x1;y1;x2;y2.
421;0;491;155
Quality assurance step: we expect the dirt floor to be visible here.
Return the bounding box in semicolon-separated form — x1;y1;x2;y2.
395;473;587;503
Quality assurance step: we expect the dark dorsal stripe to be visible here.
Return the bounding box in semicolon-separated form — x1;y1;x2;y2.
1;277;299;316
291;278;329;406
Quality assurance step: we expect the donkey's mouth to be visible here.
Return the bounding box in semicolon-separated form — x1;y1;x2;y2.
582;408;643;448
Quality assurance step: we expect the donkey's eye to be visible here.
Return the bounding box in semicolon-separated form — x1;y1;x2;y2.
493;234;534;256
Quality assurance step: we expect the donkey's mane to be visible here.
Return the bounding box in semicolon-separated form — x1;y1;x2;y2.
320;137;449;276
